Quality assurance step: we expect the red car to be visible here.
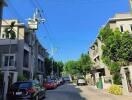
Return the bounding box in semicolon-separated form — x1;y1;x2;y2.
44;79;57;90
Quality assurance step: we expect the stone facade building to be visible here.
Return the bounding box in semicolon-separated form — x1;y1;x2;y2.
88;1;132;92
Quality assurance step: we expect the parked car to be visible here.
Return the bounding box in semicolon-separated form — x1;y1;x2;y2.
56;78;60;86
63;76;70;83
44;79;57;90
59;77;64;85
7;80;46;100
77;77;87;86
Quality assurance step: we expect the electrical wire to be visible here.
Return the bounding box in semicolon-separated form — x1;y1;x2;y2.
7;0;25;22
4;0;57;55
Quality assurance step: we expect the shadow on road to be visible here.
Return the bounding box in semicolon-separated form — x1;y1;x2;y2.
45;83;87;100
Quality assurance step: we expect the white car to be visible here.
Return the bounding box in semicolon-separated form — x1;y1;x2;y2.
77;78;86;86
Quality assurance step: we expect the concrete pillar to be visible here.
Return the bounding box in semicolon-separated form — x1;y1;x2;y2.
128;65;132;84
95;72;100;83
101;76;105;88
3;71;9;100
120;67;129;95
12;72;18;83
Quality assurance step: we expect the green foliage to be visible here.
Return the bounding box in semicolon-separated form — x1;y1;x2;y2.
64;60;80;76
17;75;27;81
64;54;93;77
79;53;93;76
45;57;64;76
99;26;113;42
53;61;64;76
45;57;53;76
4;21;16;39
99;27;132;85
100;27;132;71
113;73;122;85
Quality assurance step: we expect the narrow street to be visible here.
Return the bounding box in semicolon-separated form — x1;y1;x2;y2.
44;83;132;100
44;83;86;100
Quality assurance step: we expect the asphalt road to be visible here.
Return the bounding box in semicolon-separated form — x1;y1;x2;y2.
43;83;132;100
44;83;86;100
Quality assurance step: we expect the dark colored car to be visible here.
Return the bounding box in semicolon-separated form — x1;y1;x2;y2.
7;80;46;100
63;76;70;83
44;79;57;90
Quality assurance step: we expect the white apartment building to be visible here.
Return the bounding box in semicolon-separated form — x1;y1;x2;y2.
0;19;48;98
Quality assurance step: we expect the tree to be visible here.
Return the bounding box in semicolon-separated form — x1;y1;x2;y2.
100;27;132;84
4;21;16;39
45;57;64;77
44;57;52;76
79;53;93;77
64;60;80;76
64;54;93;77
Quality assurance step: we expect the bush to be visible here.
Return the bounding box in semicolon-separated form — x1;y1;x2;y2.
107;85;122;95
113;73;122;85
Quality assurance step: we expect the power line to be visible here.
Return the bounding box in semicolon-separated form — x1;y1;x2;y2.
7;0;25;22
30;0;38;8
30;0;57;52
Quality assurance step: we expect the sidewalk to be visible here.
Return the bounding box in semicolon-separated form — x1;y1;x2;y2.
87;86;132;100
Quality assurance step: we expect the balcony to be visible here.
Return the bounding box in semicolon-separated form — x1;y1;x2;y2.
0;39;17;45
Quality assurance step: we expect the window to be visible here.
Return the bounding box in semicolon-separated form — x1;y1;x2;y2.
3;54;15;67
120;25;124;32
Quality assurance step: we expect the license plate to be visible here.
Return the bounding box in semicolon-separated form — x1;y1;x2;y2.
16;92;22;95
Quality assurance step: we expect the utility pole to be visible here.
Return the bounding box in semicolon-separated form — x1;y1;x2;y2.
27;8;45;80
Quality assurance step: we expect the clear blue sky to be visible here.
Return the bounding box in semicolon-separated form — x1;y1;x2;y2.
3;0;130;62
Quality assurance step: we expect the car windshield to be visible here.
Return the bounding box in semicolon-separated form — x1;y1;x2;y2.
12;82;32;89
47;80;54;83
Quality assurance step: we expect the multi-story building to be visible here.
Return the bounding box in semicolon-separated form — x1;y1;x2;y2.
89;1;132;91
0;19;47;87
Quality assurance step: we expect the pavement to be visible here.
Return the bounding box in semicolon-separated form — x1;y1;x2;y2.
78;85;132;100
44;83;85;100
44;83;132;100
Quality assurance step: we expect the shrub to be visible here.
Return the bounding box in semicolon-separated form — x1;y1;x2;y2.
113;73;122;85
107;85;122;95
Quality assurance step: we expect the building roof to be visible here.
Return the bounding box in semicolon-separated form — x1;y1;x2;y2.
107;13;132;24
